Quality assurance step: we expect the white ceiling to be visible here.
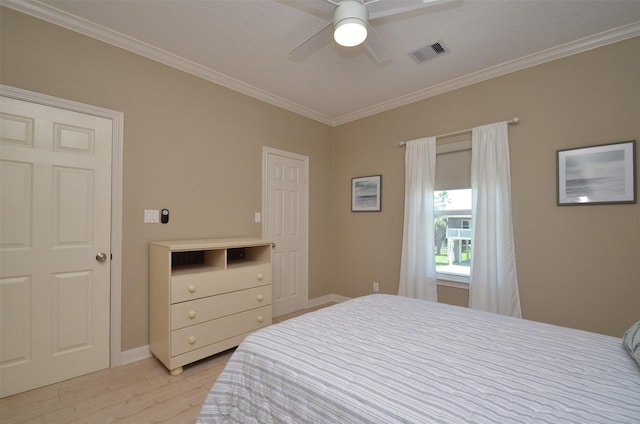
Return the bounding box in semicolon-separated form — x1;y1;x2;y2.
5;0;640;126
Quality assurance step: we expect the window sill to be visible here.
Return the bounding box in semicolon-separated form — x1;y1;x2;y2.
436;273;469;290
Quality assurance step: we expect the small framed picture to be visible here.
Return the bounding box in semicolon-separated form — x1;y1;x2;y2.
557;140;636;205
352;175;382;212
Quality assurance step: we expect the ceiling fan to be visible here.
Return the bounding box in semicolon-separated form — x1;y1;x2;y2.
288;0;452;64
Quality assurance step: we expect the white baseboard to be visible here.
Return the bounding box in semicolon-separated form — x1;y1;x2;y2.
308;293;350;308
119;345;152;366
118;294;350;367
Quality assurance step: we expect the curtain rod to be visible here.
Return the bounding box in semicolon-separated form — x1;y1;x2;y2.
398;117;520;147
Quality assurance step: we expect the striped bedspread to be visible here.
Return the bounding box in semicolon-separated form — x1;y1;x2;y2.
197;294;640;423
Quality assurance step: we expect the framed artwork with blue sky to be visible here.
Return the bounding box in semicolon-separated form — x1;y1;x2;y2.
557;140;636;205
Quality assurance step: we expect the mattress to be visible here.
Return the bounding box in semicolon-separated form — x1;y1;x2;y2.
197;294;639;423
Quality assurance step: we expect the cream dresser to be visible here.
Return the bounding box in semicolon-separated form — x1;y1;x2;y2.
149;237;272;375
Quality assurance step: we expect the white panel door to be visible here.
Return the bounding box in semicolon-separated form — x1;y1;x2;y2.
0;96;112;398
263;148;308;317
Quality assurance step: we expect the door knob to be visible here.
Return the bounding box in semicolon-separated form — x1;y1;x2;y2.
96;252;108;262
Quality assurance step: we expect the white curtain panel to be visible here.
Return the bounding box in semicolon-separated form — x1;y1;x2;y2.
399;137;438;301
470;122;522;317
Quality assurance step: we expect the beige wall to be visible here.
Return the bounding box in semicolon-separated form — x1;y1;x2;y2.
332;37;640;337
0;8;334;350
1;7;638;352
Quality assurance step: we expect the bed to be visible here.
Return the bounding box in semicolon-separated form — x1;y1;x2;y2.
197;294;639;423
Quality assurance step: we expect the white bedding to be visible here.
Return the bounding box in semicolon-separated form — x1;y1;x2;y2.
197;294;639;423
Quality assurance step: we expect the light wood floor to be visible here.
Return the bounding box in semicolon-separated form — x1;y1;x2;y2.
0;304;333;424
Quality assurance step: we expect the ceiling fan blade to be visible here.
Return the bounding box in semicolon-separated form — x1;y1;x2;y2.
289;22;333;59
278;0;338;19
364;23;391;64
367;0;455;20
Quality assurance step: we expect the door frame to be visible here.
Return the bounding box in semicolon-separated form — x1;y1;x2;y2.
1;84;124;367
261;146;309;315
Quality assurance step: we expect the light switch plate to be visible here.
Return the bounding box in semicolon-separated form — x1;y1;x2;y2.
254;212;261;223
144;209;159;223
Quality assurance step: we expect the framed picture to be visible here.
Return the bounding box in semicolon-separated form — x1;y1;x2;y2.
557;140;636;205
352;175;382;212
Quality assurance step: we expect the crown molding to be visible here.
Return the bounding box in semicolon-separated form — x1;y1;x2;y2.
0;0;335;126
333;21;640;126
3;0;638;127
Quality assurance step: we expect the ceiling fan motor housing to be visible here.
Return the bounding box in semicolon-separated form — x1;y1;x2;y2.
333;0;369;46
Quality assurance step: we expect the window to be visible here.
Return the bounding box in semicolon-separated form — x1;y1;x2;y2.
434;189;472;283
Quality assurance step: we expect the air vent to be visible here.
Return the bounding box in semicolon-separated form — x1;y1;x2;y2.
409;41;450;64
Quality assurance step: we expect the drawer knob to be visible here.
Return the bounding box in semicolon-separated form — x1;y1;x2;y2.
257;273;263;281
257;315;264;323
188;310;196;319
257;294;264;302
188;285;196;293
188;336;197;344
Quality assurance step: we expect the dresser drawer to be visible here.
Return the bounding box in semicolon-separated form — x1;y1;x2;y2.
171;264;271;303
171;285;272;330
171;305;271;356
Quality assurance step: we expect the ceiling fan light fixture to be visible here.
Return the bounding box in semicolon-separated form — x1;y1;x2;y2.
333;0;368;47
334;19;367;46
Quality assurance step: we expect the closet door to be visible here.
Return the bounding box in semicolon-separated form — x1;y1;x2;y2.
0;96;112;397
263;147;308;317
